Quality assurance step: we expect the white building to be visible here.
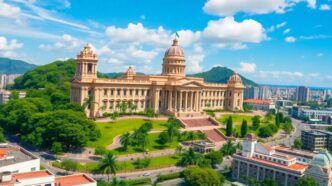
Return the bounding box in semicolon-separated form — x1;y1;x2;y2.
0;170;97;186
244;99;275;111
0;144;40;173
0;74;20;89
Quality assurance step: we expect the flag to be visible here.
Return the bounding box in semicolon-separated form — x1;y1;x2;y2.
175;32;180;38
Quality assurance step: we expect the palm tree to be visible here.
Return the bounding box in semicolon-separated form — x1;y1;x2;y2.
111;177;128;186
187;131;197;144
128;100;134;113
220;140;237;156
120;132;131;151
179;148;201;166
176;145;183;154
166;122;180;141
98;152;117;182
132;104;138;113
83;95;94;110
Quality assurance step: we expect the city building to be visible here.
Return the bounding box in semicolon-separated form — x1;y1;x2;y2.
275;100;293;109
0;74;20;89
0;144;40;173
295;86;310;103
301;130;332;152
232;134;307;186
244;87;259;100
258;86;271;100
244;99;275;111
0;90;26;104
70;40;244;118
0;170;97;186
301;109;332;121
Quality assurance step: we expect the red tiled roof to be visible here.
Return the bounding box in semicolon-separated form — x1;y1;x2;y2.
244;99;273;105
262;144;274;151
13;170;52;180
251;157;307;171
55;174;95;186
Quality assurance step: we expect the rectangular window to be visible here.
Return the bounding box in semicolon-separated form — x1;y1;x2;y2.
111;90;114;96
141;90;145;96
124;90;127;96
87;63;93;74
104;89;108;96
136;90;139;96
117;89;120;96
130;90;133;96
147;90;150;96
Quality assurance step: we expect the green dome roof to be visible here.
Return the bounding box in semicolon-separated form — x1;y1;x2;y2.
312;150;332;167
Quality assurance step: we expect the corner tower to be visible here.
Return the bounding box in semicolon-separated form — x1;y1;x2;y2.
74;43;98;80
162;38;186;77
227;72;244;111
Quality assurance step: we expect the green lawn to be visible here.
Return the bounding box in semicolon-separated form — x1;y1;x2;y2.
53;154;180;173
218;114;276;137
110;132;179;155
218;114;255;124
88;119;167;148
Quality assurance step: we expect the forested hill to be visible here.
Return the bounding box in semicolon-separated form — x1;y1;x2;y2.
190;66;258;86
0;57;37;74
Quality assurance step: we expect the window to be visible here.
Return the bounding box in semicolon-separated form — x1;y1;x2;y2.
136;90;139;96
104;89;108;96
117;89;120;96
45;184;52;186
124;90;127;96
147;90;150;96
141;90;145;96
87;63;93;74
31;167;36;171
111;89;114;96
129;89;132;96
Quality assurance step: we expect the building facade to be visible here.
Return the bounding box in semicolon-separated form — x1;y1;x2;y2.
301;130;332;152
0;90;26;104
295;86;310;103
71;39;244;117
0;74;20;89
244;99;275;111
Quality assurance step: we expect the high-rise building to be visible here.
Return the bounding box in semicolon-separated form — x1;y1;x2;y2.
295;86;310;103
244;87;259;100
258;86;270;100
0;74;20;89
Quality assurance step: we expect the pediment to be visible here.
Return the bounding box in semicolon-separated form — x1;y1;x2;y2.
181;81;204;88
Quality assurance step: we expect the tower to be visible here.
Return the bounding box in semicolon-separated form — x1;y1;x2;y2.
162;38;186;77
227;72;244;111
74;43;98;80
241;134;257;158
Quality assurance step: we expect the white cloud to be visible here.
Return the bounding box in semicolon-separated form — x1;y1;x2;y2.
258;70;304;78
283;28;291;34
0;36;23;58
237;62;257;73
320;4;331;10
307;0;316;9
317;53;323;57
202;17;267;49
285;36;296;43
308;73;320;77
203;0;291;16
127;46;158;64
0;0;21;19
187;44;205;73
39;34;82;51
299;35;330;40
268;21;287;32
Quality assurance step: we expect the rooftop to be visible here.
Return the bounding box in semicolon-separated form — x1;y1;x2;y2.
13;170;53;180
55;174;96;186
274;146;316;159
0;144;38;167
251;157;307;171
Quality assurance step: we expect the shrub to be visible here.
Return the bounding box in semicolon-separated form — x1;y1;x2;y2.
95;145;108;155
127;177;151;185
157;172;183;182
51;142;63;154
61;159;79;171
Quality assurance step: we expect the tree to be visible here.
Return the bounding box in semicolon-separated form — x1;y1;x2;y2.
327;126;332;132
243;102;253;112
158;131;170;145
220;140;237;156
226;116;233;136
119;101;128;113
292;138;303;149
0;127;5;143
183;166;222;186
265;109;275;121
165;121;180;142
204;151;223;167
252;115;261;130
179;148;202;166
295;176;318;186
283;122;293;134
258;126;274;138
98;152;118;182
275;112;284;128
51;142;63;154
241;119;248;138
120;132;131;151
83;95;95;110
110;112;119;122
187;131;197;144
9;91;19;100
261;178;278;186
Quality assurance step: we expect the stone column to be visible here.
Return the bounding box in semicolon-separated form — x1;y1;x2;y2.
185;91;188;112
174;90;177;111
190;91;194;111
179;91;183;112
168;90;172;111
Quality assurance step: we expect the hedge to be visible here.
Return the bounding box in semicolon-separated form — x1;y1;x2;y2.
157;171;183;182
126;177;151;185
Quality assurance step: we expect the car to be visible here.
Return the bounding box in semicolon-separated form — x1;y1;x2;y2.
143;173;151;177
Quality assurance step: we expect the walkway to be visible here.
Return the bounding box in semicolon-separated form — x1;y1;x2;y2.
95;115;168;123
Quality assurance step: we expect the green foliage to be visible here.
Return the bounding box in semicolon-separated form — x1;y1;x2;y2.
292;138;303;149
9;91;19;100
251;115;261;130
243;102;253;112
220;140;237;156
190;66;257;86
126;177;151;185
241;119;248;138
97;152;118;182
133;157;151;169
119;132;131;151
0;57;36;74
261;178;278;186
275;112;284;128
95;145;108;155
183;166;223;186
204;150;223;167
226;116;233;136
158;131;170;145
0;127;5;142
61;159;79;171
179;148;204;166
51;142;63;154
258;124;277;138
157;172;183;182
295;176;318;186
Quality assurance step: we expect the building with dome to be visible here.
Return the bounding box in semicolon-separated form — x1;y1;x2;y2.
70;39;244;118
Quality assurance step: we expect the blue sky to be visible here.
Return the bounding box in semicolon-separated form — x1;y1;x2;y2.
0;0;332;87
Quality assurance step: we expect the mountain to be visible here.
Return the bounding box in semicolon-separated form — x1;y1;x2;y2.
0;57;37;74
190;66;258;86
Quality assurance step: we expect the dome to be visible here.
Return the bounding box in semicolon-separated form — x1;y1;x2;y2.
164;39;185;58
228;72;243;86
77;43;97;60
312;150;332;167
